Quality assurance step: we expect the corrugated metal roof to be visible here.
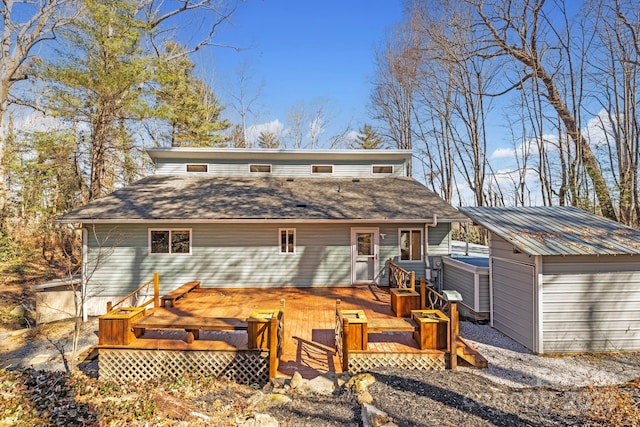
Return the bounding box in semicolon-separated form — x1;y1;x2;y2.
460;206;640;256
59;175;469;224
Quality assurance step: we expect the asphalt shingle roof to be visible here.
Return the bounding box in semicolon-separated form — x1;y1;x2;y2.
59;175;468;223
461;206;640;256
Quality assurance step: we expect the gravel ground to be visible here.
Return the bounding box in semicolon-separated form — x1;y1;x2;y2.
1;318;639;426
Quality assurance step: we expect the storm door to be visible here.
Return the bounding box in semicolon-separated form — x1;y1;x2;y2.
351;228;379;285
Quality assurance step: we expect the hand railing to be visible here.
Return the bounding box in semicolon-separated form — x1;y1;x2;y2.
388;258;415;291
106;272;159;313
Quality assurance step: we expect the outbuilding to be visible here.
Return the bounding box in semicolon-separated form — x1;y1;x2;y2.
461;206;640;353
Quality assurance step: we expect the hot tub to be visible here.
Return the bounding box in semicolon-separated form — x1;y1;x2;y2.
442;256;490;321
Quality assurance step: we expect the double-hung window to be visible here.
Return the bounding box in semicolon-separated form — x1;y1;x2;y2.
399;229;422;261
279;228;296;254
149;229;192;255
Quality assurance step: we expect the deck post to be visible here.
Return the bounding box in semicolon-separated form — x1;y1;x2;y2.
106;301;112;312
268;315;279;379
410;271;415;291
449;301;459;370
420;278;426;310
388;258;393;286
153;272;159;308
342;317;350;372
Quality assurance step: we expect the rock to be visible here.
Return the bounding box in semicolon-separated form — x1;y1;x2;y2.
361;403;396;427
356;390;374;404
240;413;279;427
29;354;51;366
299;374;335;395
289;371;303;389
346;373;376;393
10;304;25;318
248;392;291;412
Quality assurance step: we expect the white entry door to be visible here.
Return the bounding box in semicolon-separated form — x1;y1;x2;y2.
351;228;379;285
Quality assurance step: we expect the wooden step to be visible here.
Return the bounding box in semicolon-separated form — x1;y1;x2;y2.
161;281;201;307
456;337;488;368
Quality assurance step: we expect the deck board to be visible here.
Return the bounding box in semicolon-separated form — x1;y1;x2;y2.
101;286;450;378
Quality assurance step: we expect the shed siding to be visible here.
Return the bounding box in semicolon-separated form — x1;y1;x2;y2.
542;255;640;352
492;258;535;350
85;222;443;297
490;234;535;264
155;158;406;177
479;274;490;312
442;263;475;309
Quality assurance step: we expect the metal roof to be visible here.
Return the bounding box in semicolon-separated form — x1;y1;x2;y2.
460;206;640;256
59;175;469;224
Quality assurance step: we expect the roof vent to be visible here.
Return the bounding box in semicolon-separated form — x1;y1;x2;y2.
296;201;308;208
352;178;360;183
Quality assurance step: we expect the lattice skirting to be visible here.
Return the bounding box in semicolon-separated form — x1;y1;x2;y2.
348;352;446;373
98;349;269;385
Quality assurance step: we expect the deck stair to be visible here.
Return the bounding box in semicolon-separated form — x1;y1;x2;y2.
456;337;488;368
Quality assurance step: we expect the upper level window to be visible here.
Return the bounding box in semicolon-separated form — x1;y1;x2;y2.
399;229;422;261
250;164;272;173
372;165;393;174
312;165;333;174
279;228;296;254
149;229;191;255
186;164;208;173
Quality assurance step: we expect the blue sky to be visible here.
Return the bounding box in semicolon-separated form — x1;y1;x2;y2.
195;0;406;146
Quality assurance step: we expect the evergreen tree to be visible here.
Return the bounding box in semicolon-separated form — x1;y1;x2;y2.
356;124;383;149
154;42;230;147
258;131;280;149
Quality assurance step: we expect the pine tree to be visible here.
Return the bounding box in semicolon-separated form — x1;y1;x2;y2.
258;131;280;149
356;124;383;149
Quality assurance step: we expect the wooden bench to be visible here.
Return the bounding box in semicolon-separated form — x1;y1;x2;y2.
134;315;248;343
160;281;200;307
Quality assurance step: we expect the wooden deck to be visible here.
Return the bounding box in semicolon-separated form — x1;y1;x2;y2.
99;285;459;379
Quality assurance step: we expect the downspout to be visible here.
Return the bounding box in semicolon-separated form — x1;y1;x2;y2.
424;214;438;281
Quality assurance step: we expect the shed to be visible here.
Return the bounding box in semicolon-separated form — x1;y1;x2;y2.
460;206;640;353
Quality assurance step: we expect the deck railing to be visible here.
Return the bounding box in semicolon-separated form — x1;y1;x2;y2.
106;272;159;313
388;258;415;291
334;299;349;371
269;299;286;378
419;277;449;312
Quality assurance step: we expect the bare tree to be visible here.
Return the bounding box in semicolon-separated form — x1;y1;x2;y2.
0;0;76;226
226;61;264;148
465;0;616;219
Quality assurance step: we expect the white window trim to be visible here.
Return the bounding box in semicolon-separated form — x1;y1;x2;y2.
311;164;334;174
398;228;423;262
371;164;394;175
148;228;192;255
249;164;272;173
185;164;208;173
278;228;296;254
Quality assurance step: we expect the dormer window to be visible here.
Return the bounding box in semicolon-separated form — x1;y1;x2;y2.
372;165;393;174
312;165;333;174
250;164;272;173
186;164;208;173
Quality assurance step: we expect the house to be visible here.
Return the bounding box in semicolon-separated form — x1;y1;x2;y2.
59;148;468;317
461;206;640;353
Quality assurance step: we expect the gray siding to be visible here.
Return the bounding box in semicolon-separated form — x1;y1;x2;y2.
442;257;490;313
492;258;536;350
442;262;474;308
479;274;490;312
542;255;640;352
428;223;451;256
490;233;535;264
85;222;439;296
155;158;407;178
